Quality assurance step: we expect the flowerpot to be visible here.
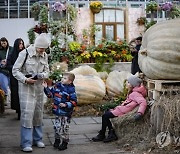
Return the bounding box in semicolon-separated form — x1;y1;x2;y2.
91;8;101;14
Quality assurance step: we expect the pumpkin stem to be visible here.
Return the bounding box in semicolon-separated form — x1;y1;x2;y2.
139;49;147;56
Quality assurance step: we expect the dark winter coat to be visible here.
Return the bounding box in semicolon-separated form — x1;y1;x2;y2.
6;38;25;112
0;46;13;76
131;44;141;75
44;82;77;117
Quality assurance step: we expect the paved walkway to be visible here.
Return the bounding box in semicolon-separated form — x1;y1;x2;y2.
0;107;127;154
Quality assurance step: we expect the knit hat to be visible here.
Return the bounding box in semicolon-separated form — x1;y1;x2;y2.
34;34;49;49
127;75;142;87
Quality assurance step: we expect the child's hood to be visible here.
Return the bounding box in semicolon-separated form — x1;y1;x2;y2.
132;85;147;97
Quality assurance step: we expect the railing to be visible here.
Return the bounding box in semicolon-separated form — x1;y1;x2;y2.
0;0;179;18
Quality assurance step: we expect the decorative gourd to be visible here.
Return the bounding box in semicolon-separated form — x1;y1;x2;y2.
74;75;106;105
70;65;99;76
138;19;180;80
106;71;131;97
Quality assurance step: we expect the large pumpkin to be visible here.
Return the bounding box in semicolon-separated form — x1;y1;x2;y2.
74;75;106;105
138;19;180;80
106;71;131;97
70;65;99;76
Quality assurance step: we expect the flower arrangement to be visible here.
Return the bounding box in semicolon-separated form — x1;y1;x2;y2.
90;1;103;9
90;1;103;13
161;2;173;11
67;39;132;72
52;2;66;12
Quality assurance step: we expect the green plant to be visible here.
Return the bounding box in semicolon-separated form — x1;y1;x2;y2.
146;1;158;13
136;17;147;25
39;5;48;24
49;70;63;81
31;2;40;20
27;28;35;44
145;20;157;30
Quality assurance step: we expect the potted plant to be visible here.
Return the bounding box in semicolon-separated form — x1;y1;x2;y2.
90;1;103;14
136;17;147;26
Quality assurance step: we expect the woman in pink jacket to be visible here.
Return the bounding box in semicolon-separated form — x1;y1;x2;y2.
92;75;147;143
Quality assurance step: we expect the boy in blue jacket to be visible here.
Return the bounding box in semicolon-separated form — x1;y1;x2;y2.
43;72;77;150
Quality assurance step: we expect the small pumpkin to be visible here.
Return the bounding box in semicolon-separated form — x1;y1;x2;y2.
106;71;131;97
74;75;106;105
138;19;180;80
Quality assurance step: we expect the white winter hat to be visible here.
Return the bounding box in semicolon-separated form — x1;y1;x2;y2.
127;75;142;87
34;34;49;48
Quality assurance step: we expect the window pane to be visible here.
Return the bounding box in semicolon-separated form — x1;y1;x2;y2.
105;25;114;41
116;10;124;22
95;11;103;22
117;24;124;40
104;9;115;22
95;25;102;45
10;0;18;18
0;1;8;18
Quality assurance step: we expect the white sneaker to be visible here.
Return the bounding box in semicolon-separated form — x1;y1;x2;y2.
22;147;33;152
36;141;45;148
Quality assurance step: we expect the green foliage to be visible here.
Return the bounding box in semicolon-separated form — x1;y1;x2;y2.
146;1;158;13
67;4;77;21
27;28;35;44
31;2;40;20
49;70;62;81
39;5;48;24
145;20;157;30
169;6;180;19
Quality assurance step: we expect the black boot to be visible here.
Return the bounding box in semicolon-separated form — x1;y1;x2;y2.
103;129;118;143
58;141;68;151
92;130;105;142
53;139;60;148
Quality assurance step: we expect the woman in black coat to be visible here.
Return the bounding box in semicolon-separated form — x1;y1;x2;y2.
7;38;25;119
131;36;142;75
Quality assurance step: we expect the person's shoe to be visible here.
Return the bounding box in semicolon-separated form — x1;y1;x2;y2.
103;129;118;143
58;141;68;151
22;147;33;152
53;139;60;148
92;130;105;142
35;141;45;148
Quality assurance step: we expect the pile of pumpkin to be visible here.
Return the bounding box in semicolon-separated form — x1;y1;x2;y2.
70;65;131;105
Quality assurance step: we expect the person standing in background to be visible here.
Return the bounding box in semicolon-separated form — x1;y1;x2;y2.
0;37;13;112
12;34;49;152
131;36;142;75
6;38;25;120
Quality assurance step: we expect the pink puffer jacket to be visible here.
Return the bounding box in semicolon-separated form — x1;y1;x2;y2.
111;85;147;117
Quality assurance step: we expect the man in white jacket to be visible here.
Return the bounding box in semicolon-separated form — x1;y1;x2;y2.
12;34;49;152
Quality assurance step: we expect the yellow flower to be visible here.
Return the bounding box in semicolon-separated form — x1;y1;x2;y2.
90;1;103;9
111;50;116;55
92;51;103;57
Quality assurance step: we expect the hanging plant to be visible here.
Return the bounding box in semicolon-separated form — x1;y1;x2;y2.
39;5;48;24
90;1;103;14
31;2;40;21
52;2;66;12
